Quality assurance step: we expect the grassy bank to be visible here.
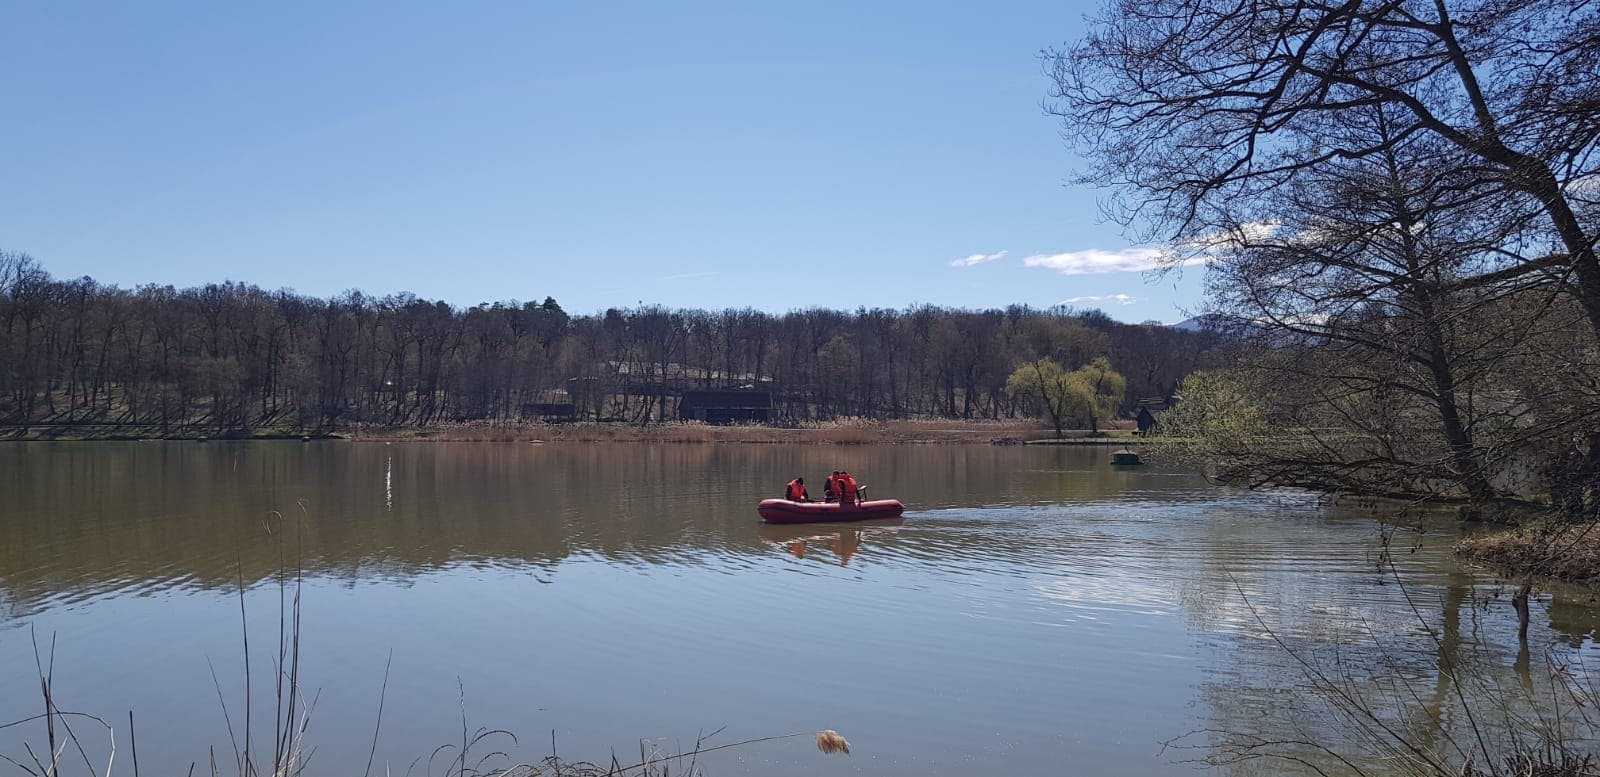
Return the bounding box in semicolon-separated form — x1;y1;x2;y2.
3;417;1168;445
0;422;343;442
1024;429;1153;445
347;418;1090;444
1456;521;1600;586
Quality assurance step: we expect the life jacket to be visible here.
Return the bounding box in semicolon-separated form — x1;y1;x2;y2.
824;475;838;498
839;474;859;502
786;479;808;501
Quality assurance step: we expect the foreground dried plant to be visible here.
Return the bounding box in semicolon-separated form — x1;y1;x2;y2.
440;728;852;777
2;509;853;777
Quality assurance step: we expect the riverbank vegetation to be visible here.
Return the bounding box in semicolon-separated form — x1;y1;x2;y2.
1004;357;1126;438
1046;0;1600;535
0;251;1211;439
345;418;1058;444
1457;525;1600;587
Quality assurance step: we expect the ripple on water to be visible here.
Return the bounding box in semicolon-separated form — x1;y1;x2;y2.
3;443;1599;777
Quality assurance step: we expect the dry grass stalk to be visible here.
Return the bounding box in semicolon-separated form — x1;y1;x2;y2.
350;418;1056;445
5;508;851;777
1177;562;1600;777
473;729;853;777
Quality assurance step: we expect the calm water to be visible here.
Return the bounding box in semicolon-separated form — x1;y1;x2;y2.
2;442;1598;776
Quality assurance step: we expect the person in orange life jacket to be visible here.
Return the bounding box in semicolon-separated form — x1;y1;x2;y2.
785;477;810;502
837;471;860;505
824;471;841;502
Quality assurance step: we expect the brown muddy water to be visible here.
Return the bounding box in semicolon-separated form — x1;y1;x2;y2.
2;442;1598;776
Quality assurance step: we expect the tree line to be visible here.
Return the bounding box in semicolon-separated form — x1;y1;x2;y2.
0;252;1220;434
1048;0;1600;517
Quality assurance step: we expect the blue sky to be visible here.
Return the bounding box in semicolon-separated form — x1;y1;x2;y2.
0;1;1206;322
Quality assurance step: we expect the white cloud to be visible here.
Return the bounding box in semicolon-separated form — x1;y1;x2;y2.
1026;223;1282;276
1061;293;1139;305
1267;312;1330;327
1023;247;1174;275
949;250;1007;268
1186;221;1281;252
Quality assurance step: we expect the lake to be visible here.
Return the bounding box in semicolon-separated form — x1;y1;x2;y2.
2;442;1596;776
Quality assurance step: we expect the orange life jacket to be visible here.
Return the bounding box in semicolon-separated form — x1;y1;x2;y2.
824;475;838;498
786;479;808;501
839;474;859;502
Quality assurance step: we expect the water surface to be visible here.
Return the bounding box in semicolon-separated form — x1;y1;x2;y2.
1;442;1594;776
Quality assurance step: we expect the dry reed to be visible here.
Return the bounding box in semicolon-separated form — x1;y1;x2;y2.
473;729;852;777
1456;522;1600;585
1165;562;1600;777
350;418;1057;445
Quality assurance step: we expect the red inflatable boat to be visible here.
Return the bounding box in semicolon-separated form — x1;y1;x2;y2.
757;498;906;524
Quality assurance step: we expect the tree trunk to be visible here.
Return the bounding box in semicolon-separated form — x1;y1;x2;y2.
1525;168;1600;344
1513;583;1531;642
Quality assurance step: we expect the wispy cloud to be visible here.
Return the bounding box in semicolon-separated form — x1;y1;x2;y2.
1025;223;1281;275
949;250;1007;268
660;271;719;281
1060;293;1139;306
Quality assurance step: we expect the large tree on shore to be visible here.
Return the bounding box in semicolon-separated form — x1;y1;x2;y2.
1198;105;1569;504
1073;356;1127;434
1005;357;1128;437
1046;0;1600;338
1005;358;1078;438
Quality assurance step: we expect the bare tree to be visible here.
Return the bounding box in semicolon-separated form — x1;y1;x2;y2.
1047;0;1600;337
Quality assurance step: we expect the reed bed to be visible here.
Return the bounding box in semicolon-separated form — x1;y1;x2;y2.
348;418;1054;444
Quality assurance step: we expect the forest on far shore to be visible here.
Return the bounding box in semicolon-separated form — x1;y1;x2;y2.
0;253;1221;434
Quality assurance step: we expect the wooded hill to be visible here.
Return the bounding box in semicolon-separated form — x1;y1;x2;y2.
0;253;1221;434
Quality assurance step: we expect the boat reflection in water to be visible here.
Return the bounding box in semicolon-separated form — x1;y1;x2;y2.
757;519;904;565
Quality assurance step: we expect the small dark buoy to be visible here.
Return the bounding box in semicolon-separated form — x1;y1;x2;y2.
1110;448;1143;466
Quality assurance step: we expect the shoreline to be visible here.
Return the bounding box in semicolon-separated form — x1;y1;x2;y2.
0;420;1157;445
1455;522;1600;587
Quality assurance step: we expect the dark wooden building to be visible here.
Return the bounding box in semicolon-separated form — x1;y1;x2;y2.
1136;406;1161;435
522;402;577;422
678;389;772;425
1134;396;1176;435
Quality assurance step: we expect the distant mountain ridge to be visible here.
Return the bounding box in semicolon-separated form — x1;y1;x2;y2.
1168;313;1267;337
1169;314;1225;332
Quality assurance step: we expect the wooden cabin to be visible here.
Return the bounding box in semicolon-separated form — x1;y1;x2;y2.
677;389;772;425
